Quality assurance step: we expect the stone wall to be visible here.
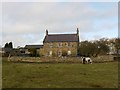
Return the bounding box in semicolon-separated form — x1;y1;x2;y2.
7;55;115;63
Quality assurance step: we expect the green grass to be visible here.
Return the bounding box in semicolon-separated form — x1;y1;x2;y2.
2;58;118;88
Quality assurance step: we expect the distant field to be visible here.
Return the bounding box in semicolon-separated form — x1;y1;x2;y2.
2;57;118;88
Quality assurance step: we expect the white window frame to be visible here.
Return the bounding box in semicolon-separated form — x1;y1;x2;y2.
58;50;62;57
67;50;71;55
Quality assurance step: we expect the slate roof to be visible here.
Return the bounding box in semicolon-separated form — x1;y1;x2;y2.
43;34;79;43
24;45;43;49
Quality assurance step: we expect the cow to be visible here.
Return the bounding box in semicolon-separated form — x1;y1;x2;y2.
81;57;92;64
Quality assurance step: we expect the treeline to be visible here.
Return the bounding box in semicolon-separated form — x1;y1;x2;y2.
4;42;13;48
78;38;120;57
3;42;13;57
3;38;120;57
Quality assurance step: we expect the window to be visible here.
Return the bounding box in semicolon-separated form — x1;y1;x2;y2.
68;42;70;47
49;43;53;48
67;50;71;55
72;44;74;47
48;51;52;56
58;42;62;48
58;51;62;57
65;43;68;46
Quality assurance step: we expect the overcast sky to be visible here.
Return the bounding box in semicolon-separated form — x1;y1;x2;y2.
1;0;118;48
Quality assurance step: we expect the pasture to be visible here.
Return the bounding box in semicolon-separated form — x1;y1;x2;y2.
2;57;118;88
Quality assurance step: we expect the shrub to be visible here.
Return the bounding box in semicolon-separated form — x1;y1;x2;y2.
62;50;67;56
52;51;56;57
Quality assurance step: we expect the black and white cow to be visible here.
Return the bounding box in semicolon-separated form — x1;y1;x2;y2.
81;57;92;64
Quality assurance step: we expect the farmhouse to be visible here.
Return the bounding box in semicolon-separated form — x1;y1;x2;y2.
40;28;79;57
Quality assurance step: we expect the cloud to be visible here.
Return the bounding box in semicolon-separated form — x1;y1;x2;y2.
2;2;118;47
2;0;119;2
2;33;44;47
0;2;2;47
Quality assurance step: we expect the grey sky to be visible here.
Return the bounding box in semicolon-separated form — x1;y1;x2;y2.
1;1;118;48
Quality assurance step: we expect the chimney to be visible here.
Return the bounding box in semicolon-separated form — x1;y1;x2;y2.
46;29;48;36
77;28;79;36
76;28;80;56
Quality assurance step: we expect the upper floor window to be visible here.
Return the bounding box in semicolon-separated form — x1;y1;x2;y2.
68;42;70;47
72;44;74;47
49;43;53;48
58;42;62;48
65;43;67;46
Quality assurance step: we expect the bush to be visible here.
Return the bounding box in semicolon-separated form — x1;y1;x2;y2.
52;51;56;57
62;50;67;56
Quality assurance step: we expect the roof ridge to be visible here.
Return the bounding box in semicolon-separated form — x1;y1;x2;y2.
25;45;43;46
48;33;77;35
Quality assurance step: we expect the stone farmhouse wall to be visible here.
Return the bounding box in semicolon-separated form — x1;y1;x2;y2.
40;42;78;57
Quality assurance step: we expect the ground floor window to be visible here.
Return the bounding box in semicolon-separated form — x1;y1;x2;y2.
67;50;71;55
48;51;52;56
58;51;62;57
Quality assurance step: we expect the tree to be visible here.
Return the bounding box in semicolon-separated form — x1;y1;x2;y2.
28;48;37;57
79;41;93;57
114;38;120;54
97;38;110;55
78;38;110;57
4;42;13;57
4;43;9;48
8;42;13;48
4;42;13;48
62;50;67;56
52;51;56;57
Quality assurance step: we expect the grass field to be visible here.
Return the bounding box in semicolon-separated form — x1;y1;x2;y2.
2;58;118;88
